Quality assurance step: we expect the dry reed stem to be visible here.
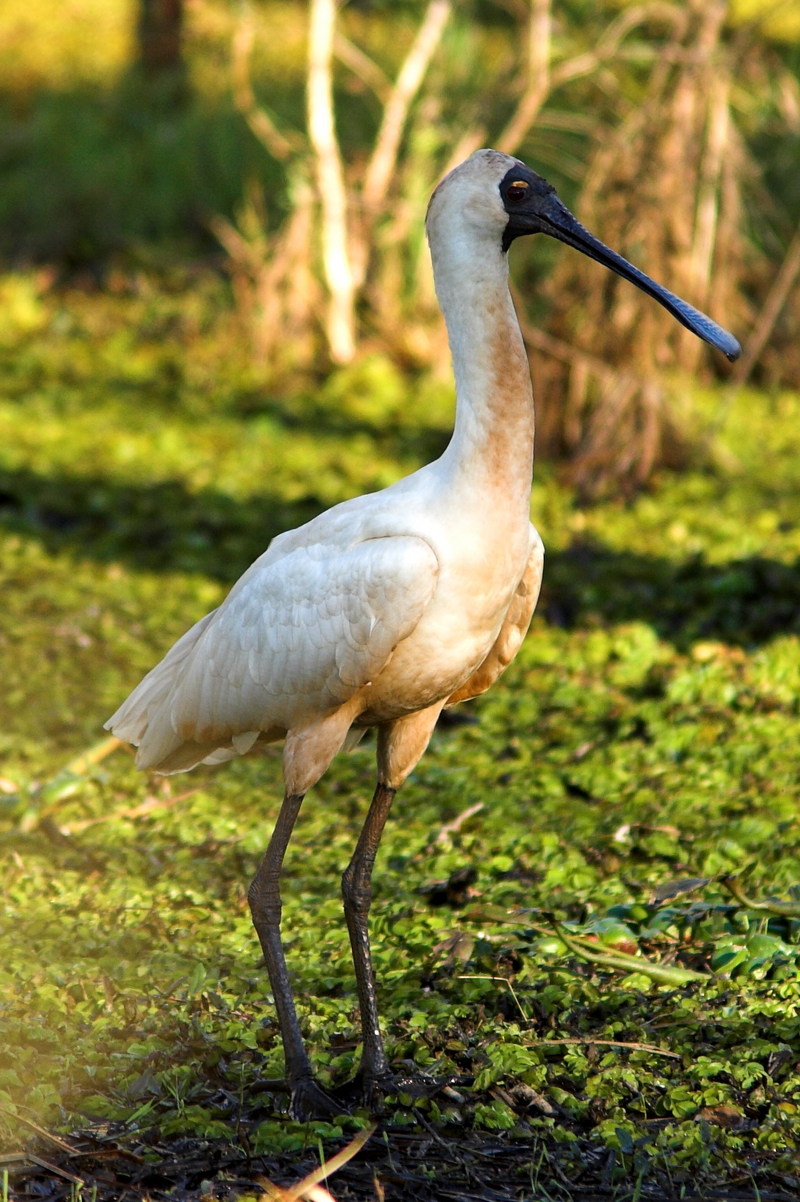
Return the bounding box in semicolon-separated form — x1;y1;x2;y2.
308;0;357;363
224;0;451;369
731;223;800;385
361;0;451;222
536;0;747;496
334;32;391;102
495;0;551;154
231;15;301;161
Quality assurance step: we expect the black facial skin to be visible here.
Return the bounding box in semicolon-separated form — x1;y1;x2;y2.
498;163;741;362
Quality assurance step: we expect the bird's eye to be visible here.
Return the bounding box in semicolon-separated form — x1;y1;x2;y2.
506;181;529;203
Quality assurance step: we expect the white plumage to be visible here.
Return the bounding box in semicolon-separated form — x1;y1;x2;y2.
107;148;739;1117
110;530;441;772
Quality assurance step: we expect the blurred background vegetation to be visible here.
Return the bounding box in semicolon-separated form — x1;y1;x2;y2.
2;0;798;495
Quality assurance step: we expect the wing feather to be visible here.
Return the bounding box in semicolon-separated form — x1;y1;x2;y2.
106;534;439;772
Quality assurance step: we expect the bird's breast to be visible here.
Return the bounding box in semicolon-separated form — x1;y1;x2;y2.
357;524;530;723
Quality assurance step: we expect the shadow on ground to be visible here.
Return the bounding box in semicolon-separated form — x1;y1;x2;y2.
2;461;799;652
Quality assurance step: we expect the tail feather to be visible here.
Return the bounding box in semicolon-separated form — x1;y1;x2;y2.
106;611;219;773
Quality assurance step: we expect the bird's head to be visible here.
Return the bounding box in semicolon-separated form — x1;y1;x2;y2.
428;148;741;362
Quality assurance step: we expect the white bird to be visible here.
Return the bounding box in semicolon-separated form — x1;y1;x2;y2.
107;149;740;1117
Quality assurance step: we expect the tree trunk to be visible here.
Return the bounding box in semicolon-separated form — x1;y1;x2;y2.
137;0;184;76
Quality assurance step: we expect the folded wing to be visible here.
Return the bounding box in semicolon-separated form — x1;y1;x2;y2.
106;534;439;773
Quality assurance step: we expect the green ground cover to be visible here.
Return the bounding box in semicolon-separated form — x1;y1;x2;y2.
1;270;799;1199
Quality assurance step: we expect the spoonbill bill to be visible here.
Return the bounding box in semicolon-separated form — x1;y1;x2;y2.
107;149;740;1116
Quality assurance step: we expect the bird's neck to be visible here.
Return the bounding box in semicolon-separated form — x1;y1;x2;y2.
433;241;535;509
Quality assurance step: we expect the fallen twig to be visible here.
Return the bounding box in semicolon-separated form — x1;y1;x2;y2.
61;788;200;835
552;920;707;985
524;1036;681;1059
459;973;529;1023
720;875;800;918
0;1153;83;1186
0;1106;82;1157
434;801;484;845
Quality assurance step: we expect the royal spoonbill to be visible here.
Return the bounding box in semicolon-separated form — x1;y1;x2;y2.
107;148;740;1117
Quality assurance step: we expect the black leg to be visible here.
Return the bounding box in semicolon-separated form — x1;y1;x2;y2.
341;780;397;1099
248;791;341;1119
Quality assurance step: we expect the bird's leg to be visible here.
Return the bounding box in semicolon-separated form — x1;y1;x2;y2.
340;705;454;1107
248;791;340;1119
341;779;396;1101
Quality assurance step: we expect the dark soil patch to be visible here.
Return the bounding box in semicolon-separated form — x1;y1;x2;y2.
6;1113;799;1202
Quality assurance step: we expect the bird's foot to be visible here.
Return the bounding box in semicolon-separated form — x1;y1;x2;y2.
339;1061;468;1112
289;1074;350;1122
381;1061;468;1102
